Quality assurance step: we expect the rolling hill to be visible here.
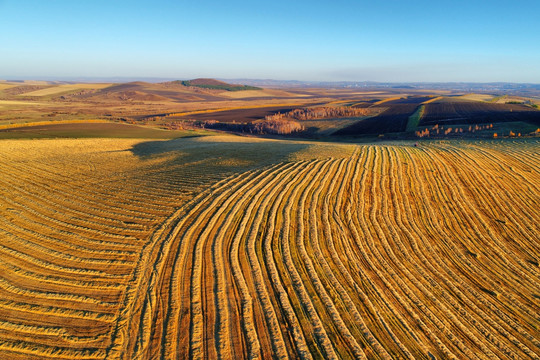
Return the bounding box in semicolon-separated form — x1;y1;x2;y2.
175;78;262;91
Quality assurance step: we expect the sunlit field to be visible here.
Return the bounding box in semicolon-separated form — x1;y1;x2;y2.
1;135;538;359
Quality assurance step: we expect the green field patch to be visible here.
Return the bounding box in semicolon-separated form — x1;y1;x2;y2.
406;105;425;131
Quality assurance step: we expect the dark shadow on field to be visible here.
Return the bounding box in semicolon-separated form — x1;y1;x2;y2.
0;122;210;140
171;106;298;123
130;135;308;162
334;104;418;135
129;135;310;189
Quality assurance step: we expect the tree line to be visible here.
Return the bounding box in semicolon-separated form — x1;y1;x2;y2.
265;106;370;121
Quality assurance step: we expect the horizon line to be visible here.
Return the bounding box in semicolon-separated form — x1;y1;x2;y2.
1;76;540;86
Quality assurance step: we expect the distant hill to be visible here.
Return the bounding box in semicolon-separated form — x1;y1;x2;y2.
68;81;222;102
188;78;231;86
174;78;262;92
0;79;284;103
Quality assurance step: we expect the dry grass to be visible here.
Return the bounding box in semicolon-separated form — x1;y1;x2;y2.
217;89;302;98
19;84;112;97
0;84;17;91
456;93;495;102
373;96;406;105
1;136;539;359
0;119;110;130
166;102;307;117
0;100;46;108
422;96;444;104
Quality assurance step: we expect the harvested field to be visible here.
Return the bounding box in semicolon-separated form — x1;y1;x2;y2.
1;136;539;359
334;104;419;135
18;84;113;97
422;96;443;104
173;105;300;123
0;100;46;108
0;122;210;139
216;89;302;99
351;100;380;108
373;96;405;105
455;94;495;102
0;84;17;91
2;85;53;96
421;101;540;126
381;96;435;104
300;117;370;136
0;135;314;359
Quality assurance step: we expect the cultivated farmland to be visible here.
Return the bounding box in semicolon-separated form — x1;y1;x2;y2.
334;104;419;135
420;101;540;126
18;84;113;97
0;135;538;359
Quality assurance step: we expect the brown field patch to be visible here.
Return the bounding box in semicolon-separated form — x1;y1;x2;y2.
217;89;305;98
170;104;306;123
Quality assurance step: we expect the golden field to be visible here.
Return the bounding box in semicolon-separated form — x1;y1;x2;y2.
0;135;539;359
18;84;113;97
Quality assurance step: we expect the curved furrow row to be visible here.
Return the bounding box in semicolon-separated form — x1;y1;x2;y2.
388;146;511;359
331;148;416;359
112;141;540;360
238;161;309;360
0;139;207;358
190;162;299;359
442;145;540;268
363;147;468;358
405;148;524;358
343;148;458;359
371;147;487;359
300;157;373;359
110;165;281;359
0;160;174;221
275;160;341;359
0;168;152;235
410;146;539;358
389;147;510;359
441;143;539;238
426;147;540;310
259;162;319;360
216;160;315;359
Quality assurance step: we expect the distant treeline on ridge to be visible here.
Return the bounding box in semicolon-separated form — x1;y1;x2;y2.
177;79;262;92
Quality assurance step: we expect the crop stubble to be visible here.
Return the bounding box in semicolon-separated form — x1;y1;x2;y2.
0;137;539;359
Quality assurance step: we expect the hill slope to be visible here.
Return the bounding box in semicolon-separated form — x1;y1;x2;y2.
175;78;262;91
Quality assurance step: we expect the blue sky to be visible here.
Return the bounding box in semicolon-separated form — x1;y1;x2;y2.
1;0;539;82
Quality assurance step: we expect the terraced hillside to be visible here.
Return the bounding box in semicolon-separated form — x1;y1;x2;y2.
0;136;539;359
